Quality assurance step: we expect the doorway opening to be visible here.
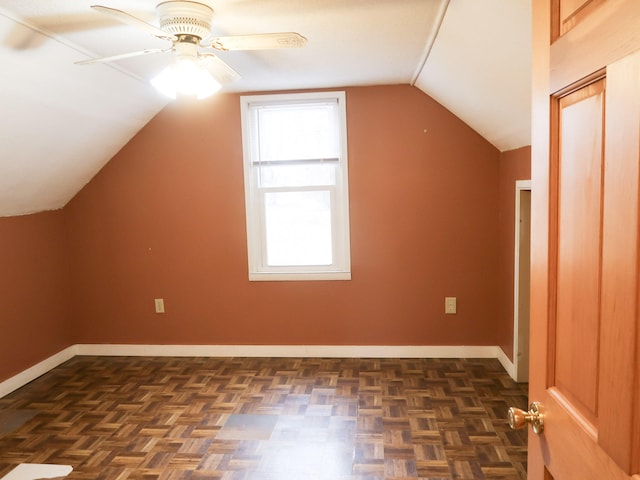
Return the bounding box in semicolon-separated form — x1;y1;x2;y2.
513;180;531;382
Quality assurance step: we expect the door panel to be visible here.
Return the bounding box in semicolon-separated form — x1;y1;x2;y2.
530;0;640;479
553;79;604;427
555;0;605;37
599;50;640;474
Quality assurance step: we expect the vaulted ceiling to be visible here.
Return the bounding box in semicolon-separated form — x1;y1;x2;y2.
0;0;531;217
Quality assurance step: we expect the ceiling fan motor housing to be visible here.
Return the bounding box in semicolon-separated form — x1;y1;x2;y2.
157;1;213;39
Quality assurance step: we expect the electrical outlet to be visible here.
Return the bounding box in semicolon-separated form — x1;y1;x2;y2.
154;298;165;314
445;297;457;314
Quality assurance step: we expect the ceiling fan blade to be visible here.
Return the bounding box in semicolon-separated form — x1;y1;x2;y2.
91;5;176;42
199;53;241;84
210;32;307;51
75;48;169;65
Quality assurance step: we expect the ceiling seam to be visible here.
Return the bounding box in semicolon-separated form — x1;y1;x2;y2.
411;0;451;86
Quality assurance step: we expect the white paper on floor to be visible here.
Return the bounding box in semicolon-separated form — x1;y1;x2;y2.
0;464;72;480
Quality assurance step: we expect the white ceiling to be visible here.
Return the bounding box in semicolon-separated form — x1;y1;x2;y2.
0;0;531;217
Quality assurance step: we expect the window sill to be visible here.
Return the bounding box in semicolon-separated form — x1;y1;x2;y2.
248;271;351;282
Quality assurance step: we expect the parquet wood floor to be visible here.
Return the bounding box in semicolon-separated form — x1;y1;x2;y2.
0;357;528;480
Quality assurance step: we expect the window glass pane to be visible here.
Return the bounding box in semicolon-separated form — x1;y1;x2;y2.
258;163;336;188
258;104;338;162
264;191;332;266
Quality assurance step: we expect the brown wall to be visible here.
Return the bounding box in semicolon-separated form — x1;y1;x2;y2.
0;210;71;380
64;85;503;347
497;146;532;360
1;85;515;385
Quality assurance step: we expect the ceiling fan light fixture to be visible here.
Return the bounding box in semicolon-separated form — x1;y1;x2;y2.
151;56;221;100
82;2;308;97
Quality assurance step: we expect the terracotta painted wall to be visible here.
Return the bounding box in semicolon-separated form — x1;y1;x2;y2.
64;85;502;347
497;146;532;360
0;210;71;380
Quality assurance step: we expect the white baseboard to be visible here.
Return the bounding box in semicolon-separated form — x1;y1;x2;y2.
2;344;508;398
496;347;516;380
0;346;76;398
75;344;503;358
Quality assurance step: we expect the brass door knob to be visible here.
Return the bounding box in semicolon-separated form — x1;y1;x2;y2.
508;401;544;434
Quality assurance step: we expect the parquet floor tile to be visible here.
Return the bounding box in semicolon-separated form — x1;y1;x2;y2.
0;357;528;479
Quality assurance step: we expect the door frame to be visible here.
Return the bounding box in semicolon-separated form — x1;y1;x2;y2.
513;179;531;383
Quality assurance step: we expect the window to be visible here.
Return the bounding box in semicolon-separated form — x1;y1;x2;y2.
240;91;351;281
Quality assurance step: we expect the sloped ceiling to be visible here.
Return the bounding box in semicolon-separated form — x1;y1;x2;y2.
414;0;531;151
0;0;531;217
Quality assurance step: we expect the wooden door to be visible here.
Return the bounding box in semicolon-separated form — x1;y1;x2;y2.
529;1;640;479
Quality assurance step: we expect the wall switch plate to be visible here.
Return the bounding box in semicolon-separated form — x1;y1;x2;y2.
445;297;457;314
154;298;165;314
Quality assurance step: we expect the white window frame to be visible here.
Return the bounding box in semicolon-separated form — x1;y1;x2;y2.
240;91;351;281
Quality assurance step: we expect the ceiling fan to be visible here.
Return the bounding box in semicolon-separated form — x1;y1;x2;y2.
77;1;307;99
